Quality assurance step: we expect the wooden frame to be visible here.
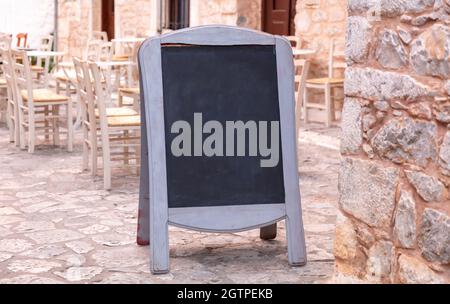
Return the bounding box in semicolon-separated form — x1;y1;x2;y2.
261;0;297;36
12;50;73;153
138;25;306;274
86;60;141;190
304;39;345;127
0;46;20;145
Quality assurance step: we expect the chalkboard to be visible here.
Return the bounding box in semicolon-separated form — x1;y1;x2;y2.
161;45;285;208
137;26;306;274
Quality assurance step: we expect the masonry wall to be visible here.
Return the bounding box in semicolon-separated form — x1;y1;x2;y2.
295;0;347;77
190;0;261;30
57;0;101;58
336;0;450;283
115;0;153;37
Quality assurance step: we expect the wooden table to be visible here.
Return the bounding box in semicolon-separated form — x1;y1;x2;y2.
27;51;66;88
292;48;316;58
111;37;146;44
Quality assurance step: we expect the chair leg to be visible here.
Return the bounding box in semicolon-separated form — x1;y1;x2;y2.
6;100;14;143
118;92;123;107
82;122;89;171
65;82;71;97
44;106;49;142
324;84;332;128
133;95;139;112
56;81;60;94
303;87;309;124
28;112;35;153
14;103;20;147
90;131;98;176
52;106;60;146
19;109;26;150
101;134;112;191
124;130;129;165
67;100;73;152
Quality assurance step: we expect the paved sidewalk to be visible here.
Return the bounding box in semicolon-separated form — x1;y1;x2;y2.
0;125;340;284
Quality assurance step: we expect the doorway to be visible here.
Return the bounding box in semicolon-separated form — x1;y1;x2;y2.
102;0;115;40
262;0;297;35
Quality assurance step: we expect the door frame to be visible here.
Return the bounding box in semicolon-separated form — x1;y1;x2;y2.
261;0;297;35
101;0;115;40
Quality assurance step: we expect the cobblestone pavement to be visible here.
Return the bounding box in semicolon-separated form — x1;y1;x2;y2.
0;124;340;284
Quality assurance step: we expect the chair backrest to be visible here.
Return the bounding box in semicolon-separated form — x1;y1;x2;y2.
328;39;346;79
130;41;142;84
92;31;108;42
73;57;97;132
40;35;54;51
36;35;54;66
0;33;12;49
0;46;17;106
11;50;33;110
84;40;101;61
88;61;110;140
16;33;28;48
99;42;113;62
295;58;310;83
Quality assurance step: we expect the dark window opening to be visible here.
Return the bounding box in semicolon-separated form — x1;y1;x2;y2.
167;0;190;30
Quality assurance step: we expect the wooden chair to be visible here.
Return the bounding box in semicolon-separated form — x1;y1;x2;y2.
99;42;113;62
32;35;55;79
303;40;345;127
73;57;138;174
12;50;73;153
54;38;101;98
0;46;20;145
118;42;141;111
89;60;141;189
74;58;140;189
16;33;28;48
85;40;102;61
294;59;310;133
0;33;12;48
0;34;12;125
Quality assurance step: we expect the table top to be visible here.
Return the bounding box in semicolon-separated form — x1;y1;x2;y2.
16;47;37;51
112;37;146;43
292;49;316;57
27;51;66;57
95;61;135;67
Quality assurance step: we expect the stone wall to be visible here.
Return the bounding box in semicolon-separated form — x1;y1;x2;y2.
191;0;261;30
295;0;348;77
336;0;450;283
57;0;100;58
116;0;153;37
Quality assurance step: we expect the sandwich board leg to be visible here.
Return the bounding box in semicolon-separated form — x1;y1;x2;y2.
285;203;307;266
149;201;169;274
260;223;277;240
137;92;149;246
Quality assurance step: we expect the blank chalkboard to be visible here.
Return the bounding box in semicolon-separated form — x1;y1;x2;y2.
161;45;285;208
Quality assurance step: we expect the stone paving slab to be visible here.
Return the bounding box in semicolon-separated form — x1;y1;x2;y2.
0;125;339;284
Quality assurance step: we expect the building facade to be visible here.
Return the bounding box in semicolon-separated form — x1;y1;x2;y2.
55;0;450;283
56;0;347;77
